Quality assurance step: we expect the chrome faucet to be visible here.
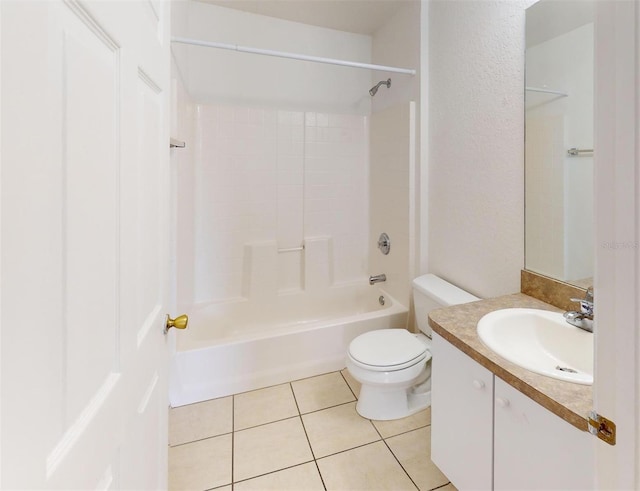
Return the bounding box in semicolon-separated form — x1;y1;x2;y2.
369;274;386;285
564;287;594;333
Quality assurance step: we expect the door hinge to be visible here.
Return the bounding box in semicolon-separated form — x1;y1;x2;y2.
588;410;616;446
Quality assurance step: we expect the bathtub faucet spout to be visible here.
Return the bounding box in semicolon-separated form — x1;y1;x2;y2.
369;274;386;285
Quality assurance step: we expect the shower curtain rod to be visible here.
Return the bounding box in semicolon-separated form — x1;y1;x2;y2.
171;36;417;76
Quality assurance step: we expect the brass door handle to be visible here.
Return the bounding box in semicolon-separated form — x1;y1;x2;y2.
164;314;188;334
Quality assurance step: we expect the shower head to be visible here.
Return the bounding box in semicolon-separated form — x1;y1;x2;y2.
369;78;391;97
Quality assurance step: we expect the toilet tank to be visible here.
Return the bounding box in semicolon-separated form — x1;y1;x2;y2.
412;274;479;337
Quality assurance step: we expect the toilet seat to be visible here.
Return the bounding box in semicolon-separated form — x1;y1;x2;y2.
348;329;431;372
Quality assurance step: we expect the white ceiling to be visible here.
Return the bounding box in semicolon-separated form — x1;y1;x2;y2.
194;0;411;35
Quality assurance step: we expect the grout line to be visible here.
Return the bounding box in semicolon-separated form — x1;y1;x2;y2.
230;367;344;400
290;379;327;490
369;416;421;491
290;369;346;385
232;380;293;397
314;439;383;462
380;436;420;491
169;432;233;448
430;483;453;491
289;384;318;461
289;381;303;417
299;398;357;417
314;458;328;491
205;484;233;491
368;420;419;488
231;394;235;489
296;414;329;489
379;422;431;441
370;416;385;440
339;369;359;400
234;414;301;434
288;382;301;417
231;459;316;486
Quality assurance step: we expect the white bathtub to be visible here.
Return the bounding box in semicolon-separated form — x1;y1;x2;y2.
169;285;408;407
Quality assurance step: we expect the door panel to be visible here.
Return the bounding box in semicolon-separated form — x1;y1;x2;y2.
63;5;120;426
1;1;170;488
593;1;640;488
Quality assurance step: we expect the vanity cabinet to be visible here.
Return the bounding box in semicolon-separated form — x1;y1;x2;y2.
431;332;595;491
493;377;594;490
431;332;493;490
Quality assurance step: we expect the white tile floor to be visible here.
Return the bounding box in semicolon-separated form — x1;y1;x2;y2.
169;369;457;491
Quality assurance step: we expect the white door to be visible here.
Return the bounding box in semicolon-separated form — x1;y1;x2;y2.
1;0;171;488
593;1;640;489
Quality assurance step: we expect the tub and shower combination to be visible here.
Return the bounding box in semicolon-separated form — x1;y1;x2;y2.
168;98;416;407
169;27;416;407
169;284;407;407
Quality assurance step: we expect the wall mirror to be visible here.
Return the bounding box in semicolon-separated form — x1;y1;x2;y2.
525;0;594;288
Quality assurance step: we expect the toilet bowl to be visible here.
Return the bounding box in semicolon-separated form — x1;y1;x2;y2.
346;328;432;420
346;274;478;420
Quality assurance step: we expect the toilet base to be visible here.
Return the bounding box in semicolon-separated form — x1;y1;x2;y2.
348;357;432;421
355;384;431;420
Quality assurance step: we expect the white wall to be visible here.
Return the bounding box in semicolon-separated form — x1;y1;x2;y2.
427;0;530;298
174;1;373;114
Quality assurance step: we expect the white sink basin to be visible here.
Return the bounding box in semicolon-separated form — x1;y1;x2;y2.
477;308;593;385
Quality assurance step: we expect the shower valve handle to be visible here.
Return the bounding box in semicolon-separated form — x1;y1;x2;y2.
377;233;391;255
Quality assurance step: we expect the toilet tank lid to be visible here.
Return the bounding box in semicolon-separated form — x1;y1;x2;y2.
412;274;480;306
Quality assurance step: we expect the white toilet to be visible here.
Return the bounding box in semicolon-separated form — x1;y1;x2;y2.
346;274;479;420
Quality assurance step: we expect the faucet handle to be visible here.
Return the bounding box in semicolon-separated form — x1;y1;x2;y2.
570;287;594;317
585;287;594;302
570;287;594;305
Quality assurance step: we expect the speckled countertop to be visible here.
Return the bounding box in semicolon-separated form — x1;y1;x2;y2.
428;293;592;432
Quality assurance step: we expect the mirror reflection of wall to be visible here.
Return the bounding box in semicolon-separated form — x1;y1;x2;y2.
525;0;594;287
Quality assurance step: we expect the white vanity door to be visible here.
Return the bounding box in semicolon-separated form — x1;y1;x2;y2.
494;377;595;490
431;332;494;491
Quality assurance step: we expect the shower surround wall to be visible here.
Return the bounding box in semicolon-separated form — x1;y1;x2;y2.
369;103;415;307
171;1;376;308
192;105;368;305
172;1;423;313
369;1;421;312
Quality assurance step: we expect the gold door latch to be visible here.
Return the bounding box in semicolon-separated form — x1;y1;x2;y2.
164;314;188;334
588;410;616;446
